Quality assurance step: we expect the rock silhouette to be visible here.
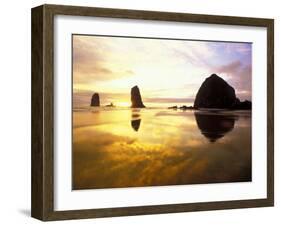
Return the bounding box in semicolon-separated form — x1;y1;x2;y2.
179;105;194;110
168;105;178;110
231;100;252;110
105;102;115;107
194;74;238;109
131;119;141;131
131;86;145;108
195;111;236;142
131;109;142;131
91;93;100;106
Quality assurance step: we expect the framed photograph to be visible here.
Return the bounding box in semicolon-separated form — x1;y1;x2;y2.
31;4;274;221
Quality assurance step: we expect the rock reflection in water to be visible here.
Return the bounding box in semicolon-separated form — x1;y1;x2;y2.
195;111;237;142
73;108;251;189
131;109;142;131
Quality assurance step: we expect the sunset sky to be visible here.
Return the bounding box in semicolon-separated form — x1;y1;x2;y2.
73;35;252;108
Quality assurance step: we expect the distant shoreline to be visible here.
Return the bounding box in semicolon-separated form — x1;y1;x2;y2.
73;105;252;111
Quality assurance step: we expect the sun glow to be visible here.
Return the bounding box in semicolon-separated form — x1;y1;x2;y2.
73;35;252;108
116;101;131;107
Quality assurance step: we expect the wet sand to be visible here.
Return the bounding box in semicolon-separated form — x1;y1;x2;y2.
72;107;251;190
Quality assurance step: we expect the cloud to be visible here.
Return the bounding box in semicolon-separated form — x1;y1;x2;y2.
73;35;252;104
171;41;214;68
73;36;103;64
229;43;252;54
144;97;195;103
73;35;135;83
213;60;252;100
73;63;134;83
216;60;242;74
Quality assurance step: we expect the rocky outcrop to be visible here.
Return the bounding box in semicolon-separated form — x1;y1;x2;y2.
231;100;252;110
194;74;237;109
91;93;100;106
131;86;145;108
179;105;194;110
194;74;251;110
105;102;115;107
167;105;194;110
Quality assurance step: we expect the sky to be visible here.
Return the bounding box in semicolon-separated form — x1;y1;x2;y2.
73;35;252;108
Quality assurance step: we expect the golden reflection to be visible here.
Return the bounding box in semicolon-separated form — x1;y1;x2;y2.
131;109;142;131
73;108;251;189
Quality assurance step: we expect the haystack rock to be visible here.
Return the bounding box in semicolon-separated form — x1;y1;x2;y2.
131;86;145;108
194;74;238;109
91;93;100;106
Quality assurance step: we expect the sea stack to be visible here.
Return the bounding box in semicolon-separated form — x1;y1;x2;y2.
91;93;100;106
131;86;145;108
194;74;239;109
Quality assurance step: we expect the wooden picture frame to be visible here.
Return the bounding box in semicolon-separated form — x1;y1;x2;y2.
31;4;274;221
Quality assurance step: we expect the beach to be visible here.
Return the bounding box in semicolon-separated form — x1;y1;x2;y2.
72;107;251;190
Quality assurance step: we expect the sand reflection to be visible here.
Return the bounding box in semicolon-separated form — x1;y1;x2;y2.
73;108;251;190
194;111;237;142
131;109;142;131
